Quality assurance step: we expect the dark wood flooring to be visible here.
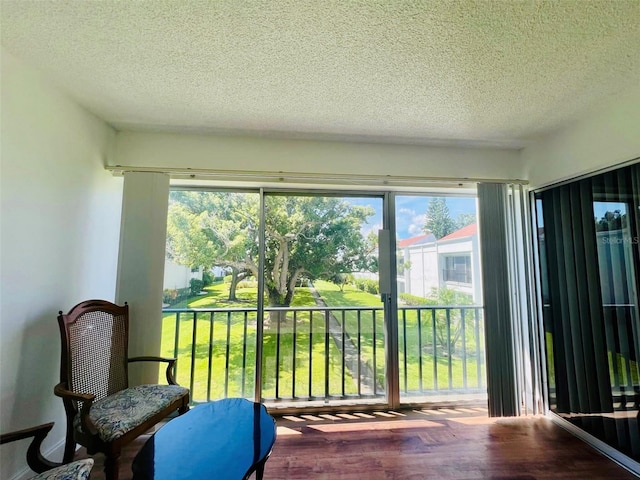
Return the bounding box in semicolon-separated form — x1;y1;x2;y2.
83;407;637;480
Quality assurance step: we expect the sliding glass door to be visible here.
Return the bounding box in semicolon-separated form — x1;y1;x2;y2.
260;193;386;406
535;162;640;462
162;187;489;409
394;194;486;405
162;190;260;402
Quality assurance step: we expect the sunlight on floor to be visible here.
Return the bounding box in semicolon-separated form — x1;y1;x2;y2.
307;419;445;432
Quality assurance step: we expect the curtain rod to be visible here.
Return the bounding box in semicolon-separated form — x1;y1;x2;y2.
105;165;529;186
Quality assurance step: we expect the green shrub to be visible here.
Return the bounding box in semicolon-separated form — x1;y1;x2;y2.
163;289;178;304
238;278;258;289
354;279;379;295
202;270;214;286
399;293;427;305
162;287;191;306
190;278;204;295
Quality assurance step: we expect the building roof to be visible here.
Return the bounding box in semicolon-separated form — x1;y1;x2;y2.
439;223;477;242
397;233;436;248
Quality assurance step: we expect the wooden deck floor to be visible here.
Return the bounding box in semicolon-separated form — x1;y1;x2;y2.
85;407;637;480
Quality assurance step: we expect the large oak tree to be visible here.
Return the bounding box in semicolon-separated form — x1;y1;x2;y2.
166;192;376;313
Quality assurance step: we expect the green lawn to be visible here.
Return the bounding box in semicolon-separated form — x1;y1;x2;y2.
161;280;486;402
161;282;367;401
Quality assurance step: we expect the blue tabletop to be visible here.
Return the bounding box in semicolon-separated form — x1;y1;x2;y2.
132;398;277;480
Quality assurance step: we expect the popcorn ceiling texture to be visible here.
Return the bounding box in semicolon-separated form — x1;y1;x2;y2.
2;0;639;147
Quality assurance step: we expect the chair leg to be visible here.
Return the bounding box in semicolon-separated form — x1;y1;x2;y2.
104;454;121;480
62;419;76;463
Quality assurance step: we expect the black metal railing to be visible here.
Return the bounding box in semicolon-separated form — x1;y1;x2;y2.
162;305;485;404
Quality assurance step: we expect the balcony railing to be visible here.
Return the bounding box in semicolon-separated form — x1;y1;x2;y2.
162;305;485;404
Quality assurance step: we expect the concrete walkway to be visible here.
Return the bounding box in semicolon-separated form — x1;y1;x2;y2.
307;282;383;395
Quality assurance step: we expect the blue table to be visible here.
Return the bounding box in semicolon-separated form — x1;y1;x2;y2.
132;398;276;480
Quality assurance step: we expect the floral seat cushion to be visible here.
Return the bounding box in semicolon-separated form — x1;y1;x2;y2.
73;384;188;442
31;458;94;480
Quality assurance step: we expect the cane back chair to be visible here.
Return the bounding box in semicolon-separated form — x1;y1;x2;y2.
54;299;189;480
1;422;94;479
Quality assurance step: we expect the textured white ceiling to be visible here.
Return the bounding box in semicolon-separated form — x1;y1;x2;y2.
2;1;639;147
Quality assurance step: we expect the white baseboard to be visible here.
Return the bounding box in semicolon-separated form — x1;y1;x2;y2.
9;437;69;480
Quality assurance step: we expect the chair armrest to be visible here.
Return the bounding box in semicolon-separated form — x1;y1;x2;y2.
0;422;62;473
128;356;179;385
53;383;98;436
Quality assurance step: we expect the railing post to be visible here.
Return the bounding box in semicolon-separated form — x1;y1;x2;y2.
357;310;362;397
447;308;453;390
475;308;482;389
417;308;423;393
341;310;346;397
402;309;408;394
242;311;248;398
292;310;297;399
224;311;232;398
275;309;281;400
372;309;378;396
324;309;330;400
207;312;214;402
173;312;181;381
190;311;198;398
308;311;314;399
461;308;467;390
432;309;438;390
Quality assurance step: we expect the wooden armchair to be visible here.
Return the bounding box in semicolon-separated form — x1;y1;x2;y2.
54;299;189;480
1;422;94;479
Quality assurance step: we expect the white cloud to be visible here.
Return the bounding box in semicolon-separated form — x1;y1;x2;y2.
407;213;426;236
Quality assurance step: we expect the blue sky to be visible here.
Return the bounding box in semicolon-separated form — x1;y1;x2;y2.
537;200;628;227
345;195;477;240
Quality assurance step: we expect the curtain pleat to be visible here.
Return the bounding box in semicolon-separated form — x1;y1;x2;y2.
478;183;517;416
540;180;613;414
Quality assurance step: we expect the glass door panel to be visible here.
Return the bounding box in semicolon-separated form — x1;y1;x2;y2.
395;194;486;404
536;163;640;463
261;194;385;406
162;190;260;402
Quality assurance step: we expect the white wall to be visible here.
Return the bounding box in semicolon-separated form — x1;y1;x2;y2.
163;260;184;291
164;260;197;291
112;131;523;183
523;86;640;188
115;172;170;385
0;50;123;478
405;244;439;298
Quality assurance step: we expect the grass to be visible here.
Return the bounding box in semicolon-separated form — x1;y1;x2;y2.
161;282;368;401
161;280;487;402
545;332;638;404
397;306;485;391
311;280;386;388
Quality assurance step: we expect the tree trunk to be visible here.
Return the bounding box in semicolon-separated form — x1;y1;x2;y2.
267;287;289;324
228;268;240;301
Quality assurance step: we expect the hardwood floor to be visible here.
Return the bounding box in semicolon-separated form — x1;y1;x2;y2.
83;407;637;480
